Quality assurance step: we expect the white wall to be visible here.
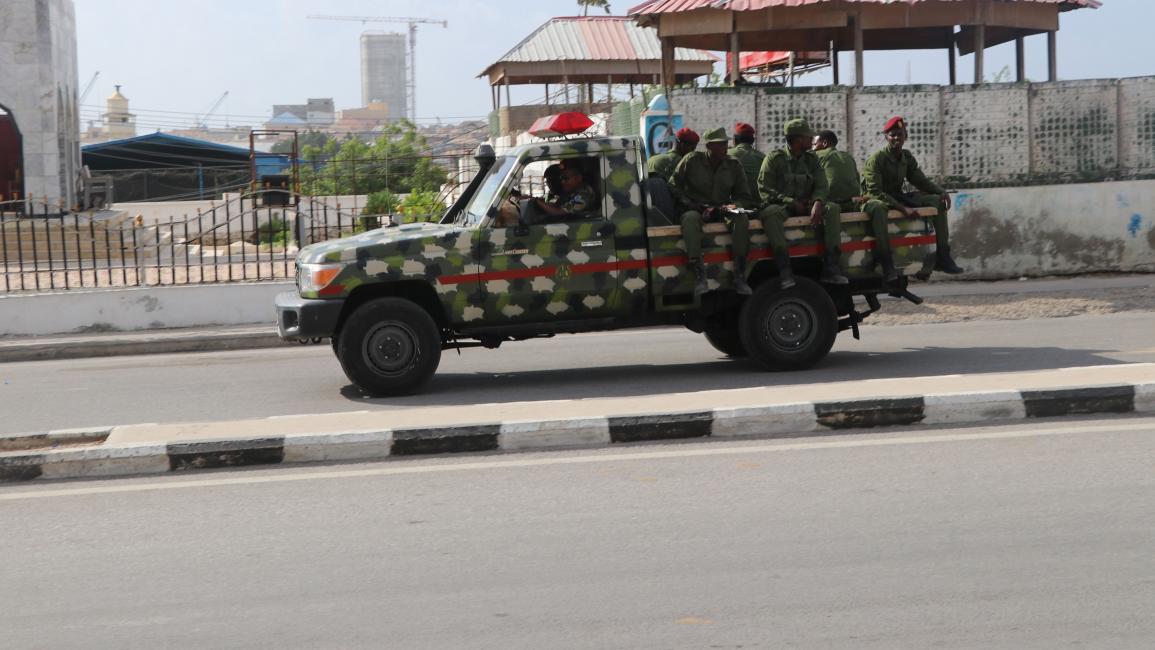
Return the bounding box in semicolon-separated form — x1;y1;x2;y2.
951;179;1155;278
0;282;292;336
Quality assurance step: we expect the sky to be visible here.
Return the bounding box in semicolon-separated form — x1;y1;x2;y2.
74;0;1152;132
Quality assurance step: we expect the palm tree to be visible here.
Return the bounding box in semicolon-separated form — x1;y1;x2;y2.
578;0;612;16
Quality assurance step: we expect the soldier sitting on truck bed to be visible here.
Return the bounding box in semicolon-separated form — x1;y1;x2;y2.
757;118;849;289
813;129;899;284
862;116;964;275
728;122;764;199
647;127;699;183
671;126;755;297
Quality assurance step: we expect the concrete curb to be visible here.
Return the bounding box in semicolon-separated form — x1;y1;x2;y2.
0;329;288;363
2;382;1152;484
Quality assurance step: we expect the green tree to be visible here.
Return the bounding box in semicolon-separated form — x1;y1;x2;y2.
578;0;611;16
297;120;448;197
398;190;446;223
364;189;399;215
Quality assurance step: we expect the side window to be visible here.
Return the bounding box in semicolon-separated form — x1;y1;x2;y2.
491;155;604;228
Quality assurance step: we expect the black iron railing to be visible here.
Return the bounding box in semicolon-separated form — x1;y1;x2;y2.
0;193;386;294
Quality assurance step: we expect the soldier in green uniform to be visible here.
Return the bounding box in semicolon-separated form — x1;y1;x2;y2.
757;119;848;288
532;163;598;221
728;122;764;199
862;116;964;275
813;129;898;283
646;127;699;183
670;127;754;296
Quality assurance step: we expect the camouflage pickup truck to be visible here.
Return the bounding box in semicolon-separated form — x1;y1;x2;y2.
275;133;937;396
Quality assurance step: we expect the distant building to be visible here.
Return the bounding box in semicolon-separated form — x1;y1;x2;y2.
0;0;80;208
82;132;291;202
331;103;391;134
101;86;137;140
268;98;335;129
361;32;407;121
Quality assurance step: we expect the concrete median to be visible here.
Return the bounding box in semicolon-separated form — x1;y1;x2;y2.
2;364;1152;483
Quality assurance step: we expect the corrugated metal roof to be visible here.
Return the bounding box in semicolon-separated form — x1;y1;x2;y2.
629;0;1102;14
490;16;714;65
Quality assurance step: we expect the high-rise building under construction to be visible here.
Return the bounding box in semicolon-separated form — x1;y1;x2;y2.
360;32;407;122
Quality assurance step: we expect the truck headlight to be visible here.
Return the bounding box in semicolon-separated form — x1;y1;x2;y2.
298;263;343;294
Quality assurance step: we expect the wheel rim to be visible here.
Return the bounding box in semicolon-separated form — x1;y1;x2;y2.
362;321;421;377
761;298;817;353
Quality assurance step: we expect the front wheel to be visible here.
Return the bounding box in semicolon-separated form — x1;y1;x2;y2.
739;277;837;370
703;325;747;357
336;297;442;396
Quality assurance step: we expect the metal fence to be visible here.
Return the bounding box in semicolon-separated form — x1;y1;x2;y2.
0;194;390;294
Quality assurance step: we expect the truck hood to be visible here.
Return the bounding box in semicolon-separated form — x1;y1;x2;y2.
296;221;465;265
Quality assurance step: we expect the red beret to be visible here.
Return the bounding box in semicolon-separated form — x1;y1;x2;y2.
883;116;907;133
734;122;755;136
675;127;699;144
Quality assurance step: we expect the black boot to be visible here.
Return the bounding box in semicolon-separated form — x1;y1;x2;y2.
934;245;965;274
876;251;899;284
687;258;709;296
820;247;849;285
732;255;752;295
773;248;795;289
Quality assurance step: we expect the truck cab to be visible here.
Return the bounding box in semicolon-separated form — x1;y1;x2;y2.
276;115;936;396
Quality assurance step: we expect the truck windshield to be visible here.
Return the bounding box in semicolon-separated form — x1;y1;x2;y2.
457;156;515;228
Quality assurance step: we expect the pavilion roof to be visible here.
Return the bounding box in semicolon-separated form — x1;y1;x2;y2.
630;0;1101;15
480;16;715;86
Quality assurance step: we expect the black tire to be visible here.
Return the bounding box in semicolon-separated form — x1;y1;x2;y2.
703;325;747;358
335;297;442;396
739;277;837;370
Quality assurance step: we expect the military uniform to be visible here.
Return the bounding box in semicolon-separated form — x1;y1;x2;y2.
862;115;962;275
646;151;684;183
671;127;755;295
728;142;765;200
757;119;847;285
816;147;893;259
557;183;598;216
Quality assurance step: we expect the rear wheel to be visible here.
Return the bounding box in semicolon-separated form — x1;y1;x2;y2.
739;277;837;370
336;297;442;396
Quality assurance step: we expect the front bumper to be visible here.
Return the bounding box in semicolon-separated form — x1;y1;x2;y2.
275;291;344;340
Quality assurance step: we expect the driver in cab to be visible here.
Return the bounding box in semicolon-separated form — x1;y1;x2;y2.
496;162;597;227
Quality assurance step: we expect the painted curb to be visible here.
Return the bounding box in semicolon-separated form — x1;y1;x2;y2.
2;381;1152;483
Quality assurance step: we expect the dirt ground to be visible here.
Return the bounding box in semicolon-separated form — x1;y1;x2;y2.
867;286;1155;326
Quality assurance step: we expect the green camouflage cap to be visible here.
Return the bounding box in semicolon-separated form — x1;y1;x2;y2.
783;118;815;138
703;127;728;143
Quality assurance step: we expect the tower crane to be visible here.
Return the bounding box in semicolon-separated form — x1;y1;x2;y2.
197;91;229;130
307;15;448;122
79;71;100;104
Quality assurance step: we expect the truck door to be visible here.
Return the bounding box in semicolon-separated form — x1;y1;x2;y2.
477;153;623;323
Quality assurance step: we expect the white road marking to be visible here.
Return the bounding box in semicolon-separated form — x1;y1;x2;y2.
1;418;1151;502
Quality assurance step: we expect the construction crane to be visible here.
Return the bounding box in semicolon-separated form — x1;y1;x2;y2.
79;71;100;104
307;14;448;122
197;91;229;130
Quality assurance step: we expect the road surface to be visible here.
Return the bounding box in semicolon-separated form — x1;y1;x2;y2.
3;415;1154;648
2;311;1153;434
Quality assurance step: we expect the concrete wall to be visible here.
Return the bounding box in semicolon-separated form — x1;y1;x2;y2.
660;76;1155;188
951;179;1155;279
0;0;80;208
0;282;291;336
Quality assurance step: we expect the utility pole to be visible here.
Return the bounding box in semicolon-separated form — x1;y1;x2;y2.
307;14;448;122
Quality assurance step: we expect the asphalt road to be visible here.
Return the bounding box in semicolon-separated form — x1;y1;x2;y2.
2;312;1153;434
3;416;1154;648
